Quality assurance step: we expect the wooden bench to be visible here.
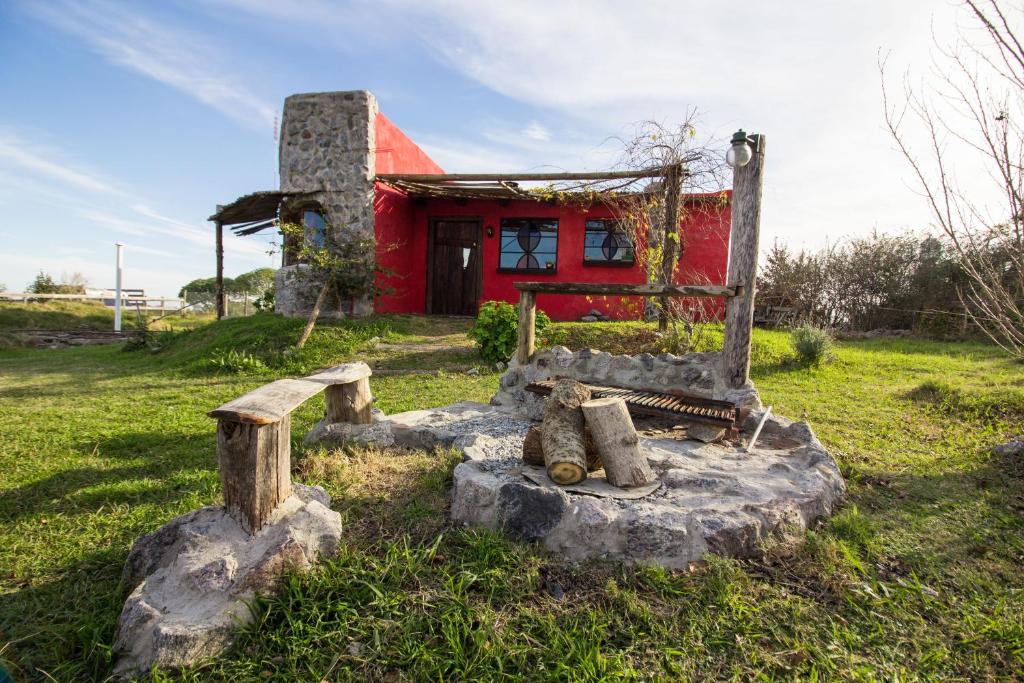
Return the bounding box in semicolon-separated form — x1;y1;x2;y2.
208;361;372;534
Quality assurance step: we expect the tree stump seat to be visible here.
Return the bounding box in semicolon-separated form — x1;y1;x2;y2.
208;361;372;534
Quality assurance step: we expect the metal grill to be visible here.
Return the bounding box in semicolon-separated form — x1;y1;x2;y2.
525;379;738;428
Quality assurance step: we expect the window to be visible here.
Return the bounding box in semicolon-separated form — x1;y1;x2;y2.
583;219;634;266
499;218;558;272
303;209;327;249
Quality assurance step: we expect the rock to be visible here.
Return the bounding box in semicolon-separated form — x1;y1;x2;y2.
580;315;599;322
467;367;479;375
302;409;391;447
993;439;1024;457
113;491;342;678
445;404;844;569
490;347;762;418
685;423;726;443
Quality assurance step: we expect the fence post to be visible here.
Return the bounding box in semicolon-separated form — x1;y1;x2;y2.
516;289;537;365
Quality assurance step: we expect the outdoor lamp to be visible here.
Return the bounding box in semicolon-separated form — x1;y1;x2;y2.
726;129;757;168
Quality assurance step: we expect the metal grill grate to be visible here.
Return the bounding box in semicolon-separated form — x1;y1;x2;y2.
525;379;738;428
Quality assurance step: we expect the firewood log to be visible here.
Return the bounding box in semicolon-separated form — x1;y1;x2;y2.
540;379;592;485
581;397;656;487
523;424;603;471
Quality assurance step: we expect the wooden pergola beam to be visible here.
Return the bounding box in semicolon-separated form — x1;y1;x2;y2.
377;167;668;183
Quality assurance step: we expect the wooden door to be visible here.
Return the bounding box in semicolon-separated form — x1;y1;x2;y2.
427;218;482;315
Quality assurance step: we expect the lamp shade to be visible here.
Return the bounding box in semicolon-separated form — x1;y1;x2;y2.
726;138;753;168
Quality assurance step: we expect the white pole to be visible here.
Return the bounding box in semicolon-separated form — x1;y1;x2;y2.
114;243;124;332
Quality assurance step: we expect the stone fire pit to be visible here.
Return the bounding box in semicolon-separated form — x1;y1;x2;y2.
351;401;845;569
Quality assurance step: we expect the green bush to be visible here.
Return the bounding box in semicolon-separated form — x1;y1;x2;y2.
205;349;269;374
468;300;550;363
791;325;833;365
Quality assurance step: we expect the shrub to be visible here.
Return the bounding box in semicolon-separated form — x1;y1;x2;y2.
791;325;833;365
468;300;550;363
205;349;269;374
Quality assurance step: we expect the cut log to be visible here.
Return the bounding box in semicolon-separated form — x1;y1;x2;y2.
523;424;602;470
325;376;373;424
217;415;291;534
582;397;656;488
541;379;592;485
522;425;545;466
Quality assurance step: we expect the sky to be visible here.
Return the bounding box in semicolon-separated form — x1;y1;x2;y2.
0;0;972;296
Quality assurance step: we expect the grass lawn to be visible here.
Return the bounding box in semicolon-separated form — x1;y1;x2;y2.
1;312;1022;681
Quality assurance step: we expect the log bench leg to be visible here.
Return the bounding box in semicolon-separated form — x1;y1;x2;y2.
325;377;373;425
216;416;291;534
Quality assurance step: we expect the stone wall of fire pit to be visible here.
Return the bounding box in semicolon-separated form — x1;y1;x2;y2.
491;346;761;421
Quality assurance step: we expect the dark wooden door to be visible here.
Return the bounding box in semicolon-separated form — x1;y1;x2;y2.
428;218;482;315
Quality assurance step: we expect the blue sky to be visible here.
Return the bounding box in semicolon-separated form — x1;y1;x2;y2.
0;0;966;296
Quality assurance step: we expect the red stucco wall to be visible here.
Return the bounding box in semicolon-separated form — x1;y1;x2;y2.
397;197;731;321
371;112;732;320
373;113;444;313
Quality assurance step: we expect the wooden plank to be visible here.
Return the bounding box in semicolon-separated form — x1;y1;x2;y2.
516;290;537;364
307;362;372;385
723;136;767;389
513;282;736;297
217;415;291;534
378;168;666;183
208;378;327;424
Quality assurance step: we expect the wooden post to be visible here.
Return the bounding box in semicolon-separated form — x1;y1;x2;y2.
215;219;225;320
516;289;536;365
723;135;766;389
325;377;373;424
659;163;683;332
216;415;291;534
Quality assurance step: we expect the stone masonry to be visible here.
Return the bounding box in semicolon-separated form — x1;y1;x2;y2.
276;90;379;318
491;345;762;421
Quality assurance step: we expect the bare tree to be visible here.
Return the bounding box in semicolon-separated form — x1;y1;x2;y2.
882;0;1024;356
616;118;728;330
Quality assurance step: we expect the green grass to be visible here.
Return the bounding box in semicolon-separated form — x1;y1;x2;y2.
1;314;1022;680
0;300;146;333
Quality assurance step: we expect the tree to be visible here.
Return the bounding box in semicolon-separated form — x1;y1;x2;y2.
525;115;727;335
27;271;85;295
278;222;383;349
882;0;1024;356
615;118;727;330
233;268;275;295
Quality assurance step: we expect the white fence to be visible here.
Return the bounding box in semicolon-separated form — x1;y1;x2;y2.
0;292;185;313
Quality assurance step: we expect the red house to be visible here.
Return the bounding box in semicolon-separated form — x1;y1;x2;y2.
213;91;731;322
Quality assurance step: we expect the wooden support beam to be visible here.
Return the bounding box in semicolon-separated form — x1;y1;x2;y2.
216;415;291;534
659;164;684;332
514;282;736;297
516;289;537;365
723;136;767;389
377;168;667;183
215;219;225;320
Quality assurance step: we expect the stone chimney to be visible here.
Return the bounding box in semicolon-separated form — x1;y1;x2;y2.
275;91;379;317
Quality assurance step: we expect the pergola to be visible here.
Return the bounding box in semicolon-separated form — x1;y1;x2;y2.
208;191;313;319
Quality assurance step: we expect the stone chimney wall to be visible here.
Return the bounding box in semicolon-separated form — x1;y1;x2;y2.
275;91;378;318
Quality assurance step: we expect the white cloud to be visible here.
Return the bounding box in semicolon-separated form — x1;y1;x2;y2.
27;0;276;130
0;133;117;194
208;0;970;248
522;122;551;142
